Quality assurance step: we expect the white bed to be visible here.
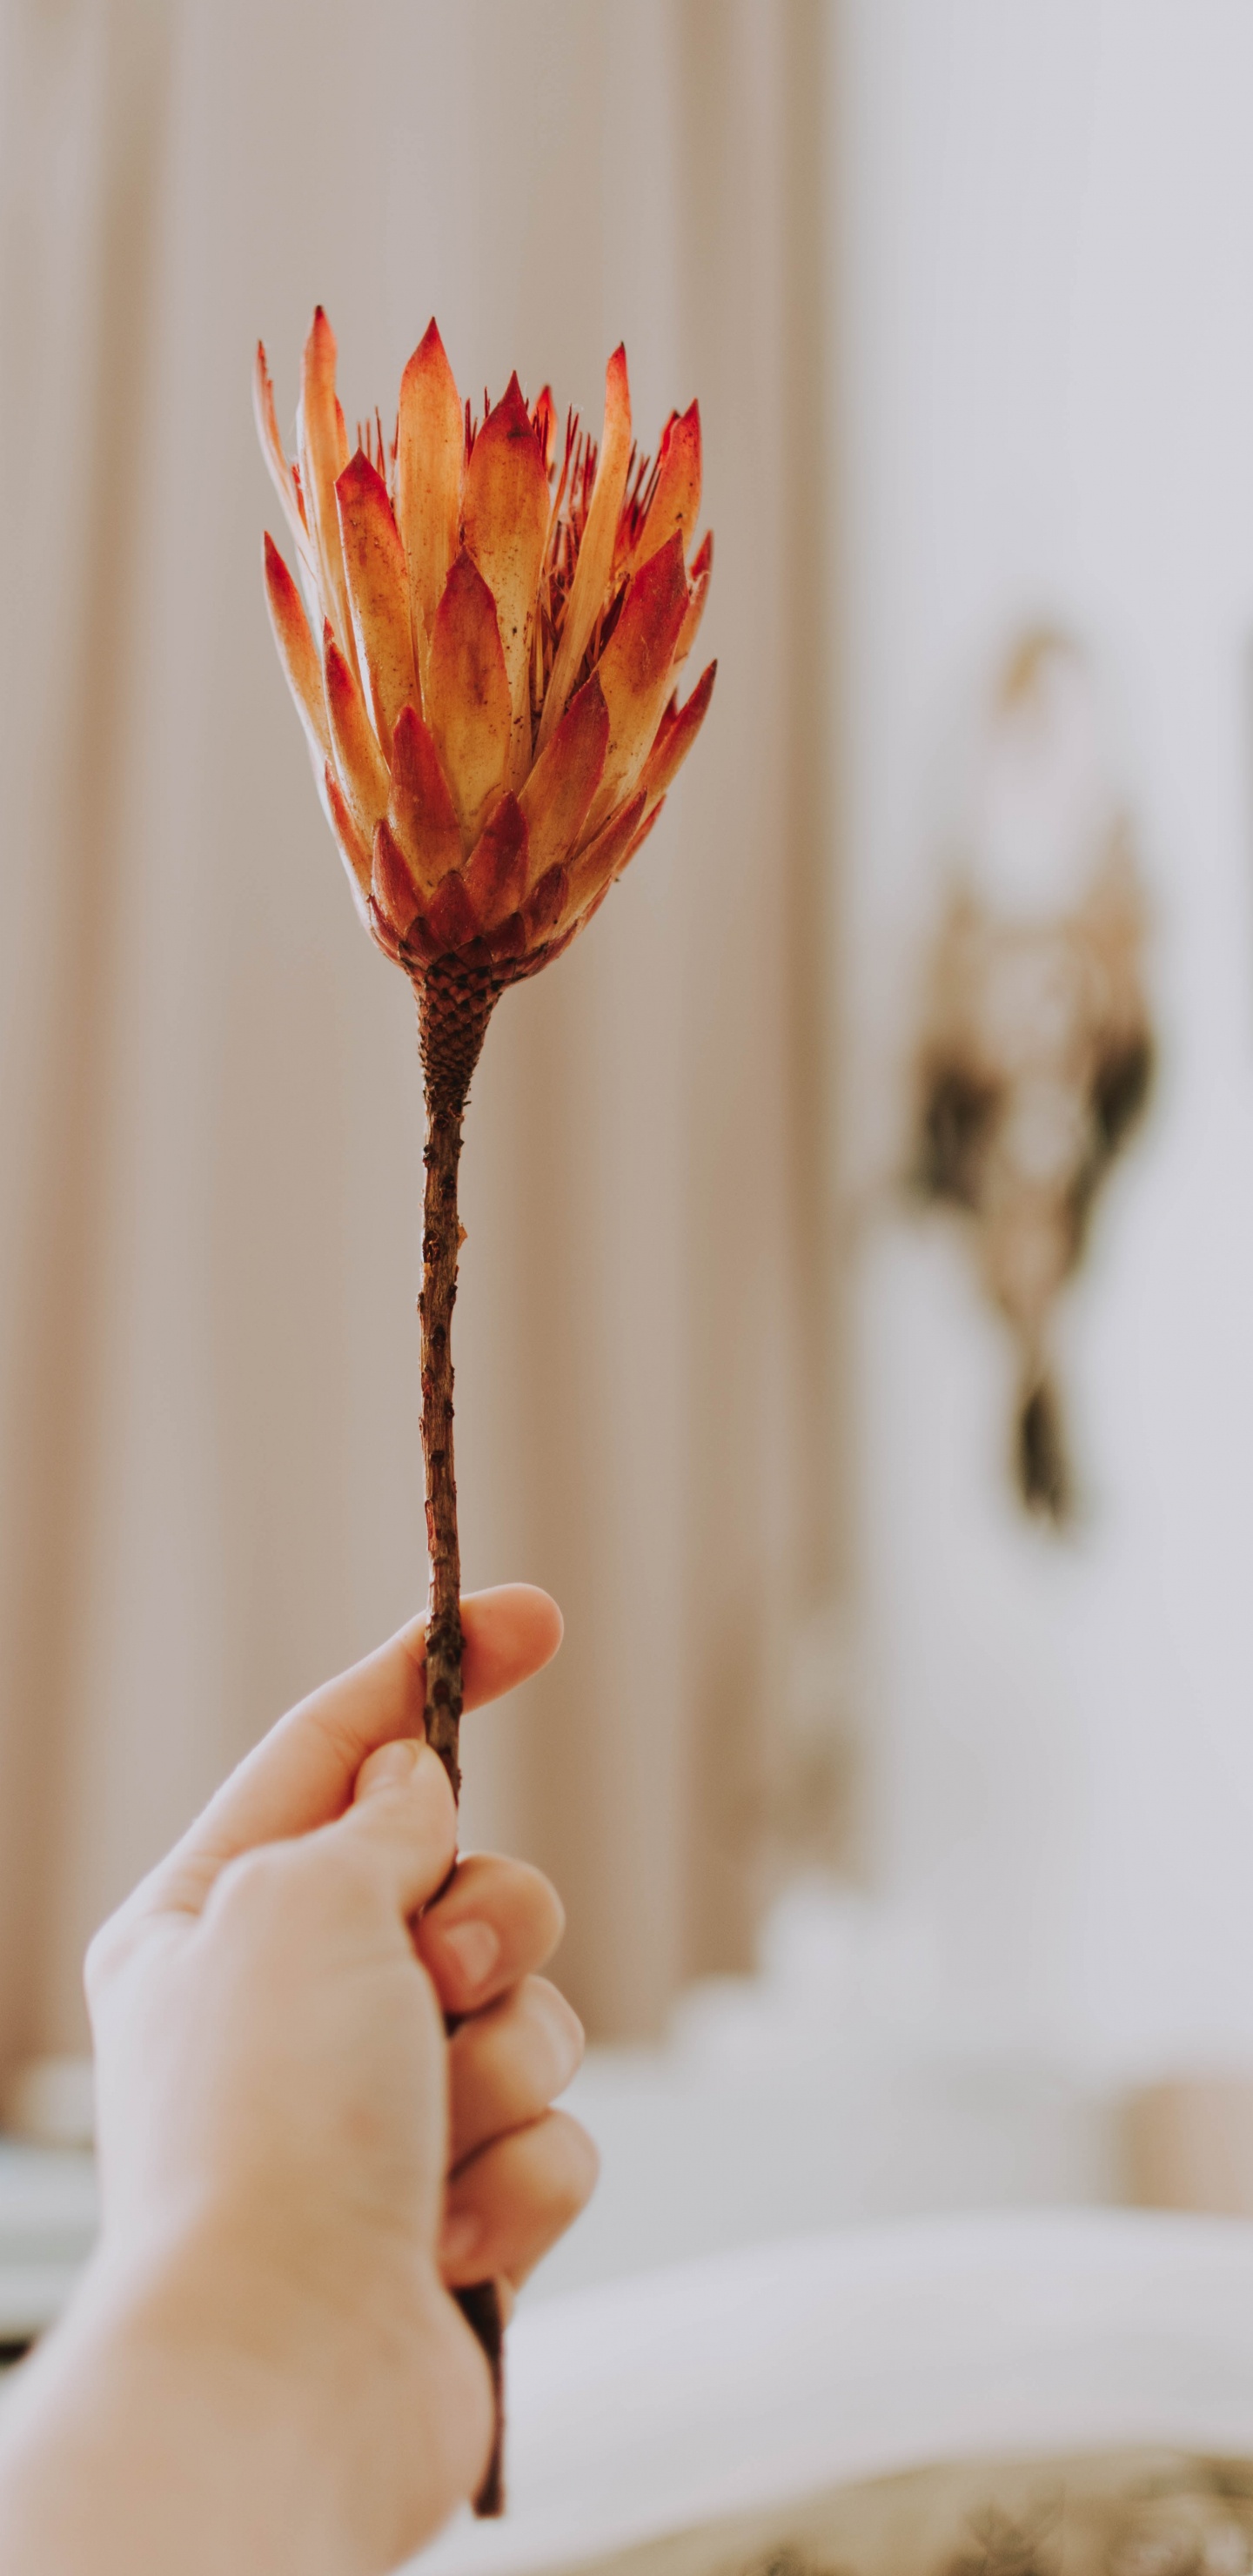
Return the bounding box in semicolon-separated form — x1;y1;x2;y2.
419;2210;1253;2576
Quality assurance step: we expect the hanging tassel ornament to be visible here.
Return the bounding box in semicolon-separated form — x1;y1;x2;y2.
911;634;1154;1524
255;309;714;2512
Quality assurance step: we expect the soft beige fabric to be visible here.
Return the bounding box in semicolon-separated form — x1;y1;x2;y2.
0;0;840;2058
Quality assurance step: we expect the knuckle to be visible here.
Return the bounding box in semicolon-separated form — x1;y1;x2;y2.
465;1852;564;1942
529;1978;584;2085
210;1841;300;1927
327;1839;390;1916
435;1852;566;1976
362;1776;424;1833
84;1915;128;2004
522;1864;566;1955
546;2110;600;2219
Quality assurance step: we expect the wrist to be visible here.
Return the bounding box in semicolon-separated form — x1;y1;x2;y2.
0;2221;481;2576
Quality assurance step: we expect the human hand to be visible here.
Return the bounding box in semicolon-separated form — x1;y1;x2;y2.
0;1587;597;2576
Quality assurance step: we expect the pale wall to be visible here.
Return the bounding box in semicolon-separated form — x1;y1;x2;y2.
839;0;1253;2075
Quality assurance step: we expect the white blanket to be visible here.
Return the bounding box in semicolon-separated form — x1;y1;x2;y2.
419;2212;1253;2576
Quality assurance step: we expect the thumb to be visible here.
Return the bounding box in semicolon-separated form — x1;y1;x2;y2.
325;1738;458;1917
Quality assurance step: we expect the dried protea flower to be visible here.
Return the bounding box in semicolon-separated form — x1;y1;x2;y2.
256;309;715;2513
256;308;714;1777
257;310;713;1023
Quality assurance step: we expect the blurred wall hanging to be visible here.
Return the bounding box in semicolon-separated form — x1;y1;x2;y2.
910;632;1155;1525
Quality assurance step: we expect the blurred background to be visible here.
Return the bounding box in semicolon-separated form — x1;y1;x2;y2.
4;0;1253;2314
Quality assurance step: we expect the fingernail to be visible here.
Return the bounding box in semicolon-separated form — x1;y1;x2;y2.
440;2209;482;2269
358;1739;422;1795
439;1919;499;1990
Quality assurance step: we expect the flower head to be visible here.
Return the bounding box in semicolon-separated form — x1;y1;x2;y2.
256;310;715;999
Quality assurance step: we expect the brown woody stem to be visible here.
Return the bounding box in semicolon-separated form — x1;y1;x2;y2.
416;966;498;1792
419;1083;469;1799
415;967;505;2518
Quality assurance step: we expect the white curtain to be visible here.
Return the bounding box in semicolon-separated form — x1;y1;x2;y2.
0;0;842;2060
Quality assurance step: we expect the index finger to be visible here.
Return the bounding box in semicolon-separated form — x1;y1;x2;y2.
143;1586;561;1910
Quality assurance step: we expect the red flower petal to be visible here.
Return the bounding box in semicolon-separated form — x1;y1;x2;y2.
263;533;330;764
323;760;372;913
367;900;404;962
425;549;512;850
464;792;529;930
486;910;528;963
403;913;443;969
621;797;666;868
523;862;569;945
298;307;355;674
531;386;556;473
426;869;481;949
639;660;716;805
336;448;418;759
537;343;633;750
324;628;390;852
581;533;689;838
517;672;609;888
371;815;422;940
461;372;551;785
396;319;463;683
388;704;462;895
629;400;701;574
562;786;647;925
254;343;316;585
675;530;713;667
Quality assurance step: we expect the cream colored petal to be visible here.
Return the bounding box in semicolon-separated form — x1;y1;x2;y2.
253;342;317;588
263;533;331;764
396;319;463;692
336;448;419;759
297;307;356;677
323;760;372;920
425;550;512;850
536;342;632;751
